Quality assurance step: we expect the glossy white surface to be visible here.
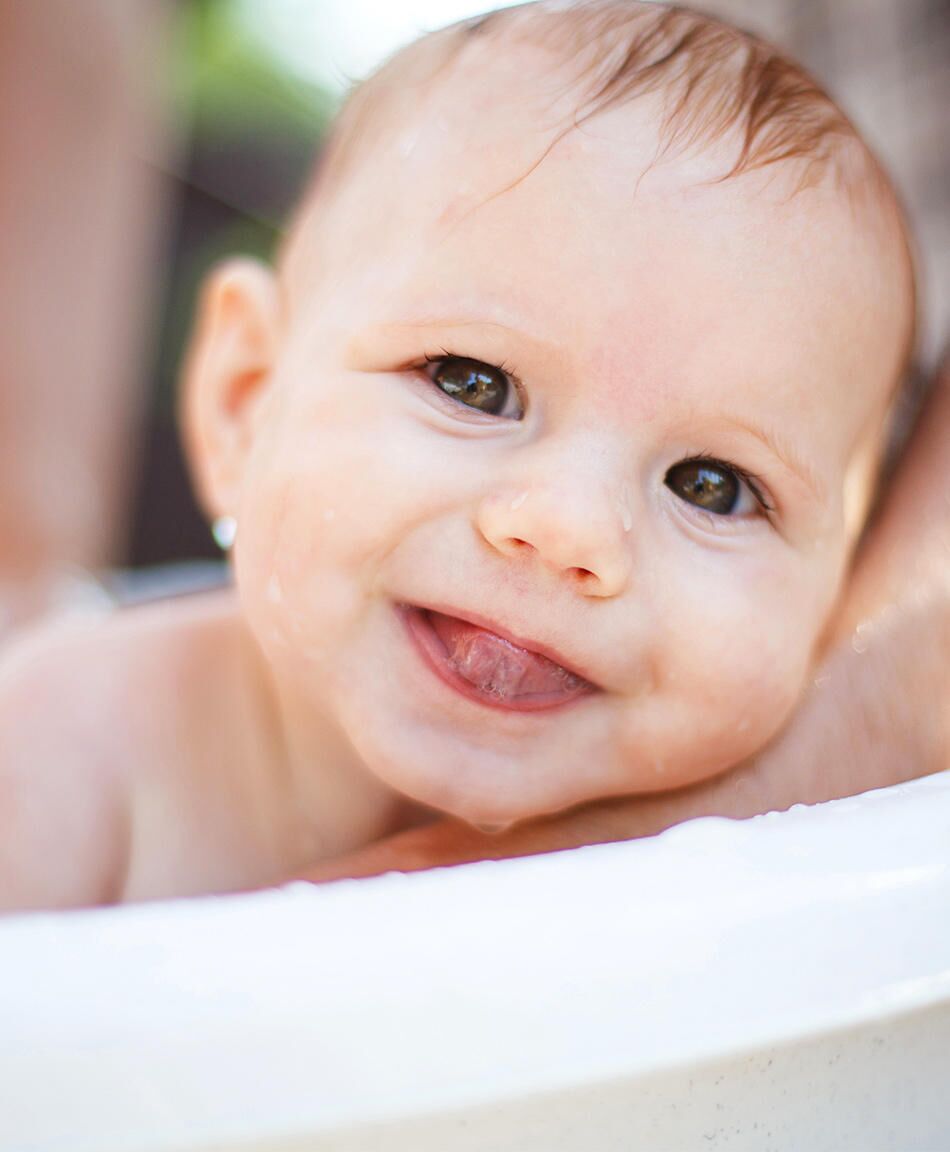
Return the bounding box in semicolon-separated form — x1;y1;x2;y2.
2;771;949;1151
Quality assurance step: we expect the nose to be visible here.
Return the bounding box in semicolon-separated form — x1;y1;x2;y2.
476;471;634;598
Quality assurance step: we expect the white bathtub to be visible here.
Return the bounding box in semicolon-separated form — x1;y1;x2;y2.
2;770;949;1151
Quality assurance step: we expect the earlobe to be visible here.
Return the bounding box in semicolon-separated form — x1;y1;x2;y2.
179;257;281;520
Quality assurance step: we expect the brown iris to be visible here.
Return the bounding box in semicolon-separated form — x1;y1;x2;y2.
431;357;510;414
665;459;740;515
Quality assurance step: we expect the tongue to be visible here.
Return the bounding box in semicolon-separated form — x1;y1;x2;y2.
427;611;586;699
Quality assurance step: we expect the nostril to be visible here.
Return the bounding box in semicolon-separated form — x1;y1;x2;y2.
510;538;534;552
569;566;595;582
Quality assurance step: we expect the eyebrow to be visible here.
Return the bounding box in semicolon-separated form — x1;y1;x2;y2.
347;316;557;364
358;316;531;340
720;410;827;503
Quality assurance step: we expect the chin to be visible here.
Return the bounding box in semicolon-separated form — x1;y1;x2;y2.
362;737;556;828
389;768;530;827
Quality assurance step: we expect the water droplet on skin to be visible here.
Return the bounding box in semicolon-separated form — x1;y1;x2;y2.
397;128;420;159
323;508;336;522
510;490;529;512
851;618;873;654
618;483;633;532
473;820;515;836
267;573;282;604
736;717;751;733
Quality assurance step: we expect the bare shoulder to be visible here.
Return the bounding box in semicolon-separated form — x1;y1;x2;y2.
0;609;132;910
0;591;240;911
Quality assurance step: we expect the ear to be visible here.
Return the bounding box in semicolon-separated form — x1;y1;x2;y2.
180;257;281;521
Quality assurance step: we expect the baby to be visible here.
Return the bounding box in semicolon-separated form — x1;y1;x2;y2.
0;0;915;908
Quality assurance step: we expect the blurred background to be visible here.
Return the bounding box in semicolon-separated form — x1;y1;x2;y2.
0;0;946;613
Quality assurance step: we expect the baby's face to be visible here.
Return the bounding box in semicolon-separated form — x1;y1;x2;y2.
222;59;909;825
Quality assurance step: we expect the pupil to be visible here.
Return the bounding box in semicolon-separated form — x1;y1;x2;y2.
435;357;507;413
666;460;739;515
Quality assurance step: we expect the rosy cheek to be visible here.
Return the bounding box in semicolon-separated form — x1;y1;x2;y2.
648;559;817;779
233;425;339;627
233;388;424;648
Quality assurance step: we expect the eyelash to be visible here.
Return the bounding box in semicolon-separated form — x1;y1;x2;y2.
422;348;520;378
413;354;776;517
407;350;527;423
690;450;776;515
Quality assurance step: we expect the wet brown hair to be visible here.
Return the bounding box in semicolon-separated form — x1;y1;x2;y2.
309;0;897;202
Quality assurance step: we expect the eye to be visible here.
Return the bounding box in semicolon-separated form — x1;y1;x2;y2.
664;458;766;517
424;355;522;418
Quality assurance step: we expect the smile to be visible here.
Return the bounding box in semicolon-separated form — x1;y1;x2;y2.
400;605;597;713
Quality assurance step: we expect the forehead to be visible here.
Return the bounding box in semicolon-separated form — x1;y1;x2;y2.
292;40;908;440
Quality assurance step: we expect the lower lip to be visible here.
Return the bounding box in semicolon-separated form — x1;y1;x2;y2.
400;605;594;714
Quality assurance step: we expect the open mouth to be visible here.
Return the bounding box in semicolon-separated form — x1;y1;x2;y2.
401;605;596;713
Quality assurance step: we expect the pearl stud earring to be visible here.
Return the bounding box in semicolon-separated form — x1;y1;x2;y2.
211;515;237;551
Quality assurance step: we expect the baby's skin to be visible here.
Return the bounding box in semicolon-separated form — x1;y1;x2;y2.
0;5;915;909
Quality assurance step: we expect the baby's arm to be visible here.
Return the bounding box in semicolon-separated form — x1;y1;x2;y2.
0;622;129;912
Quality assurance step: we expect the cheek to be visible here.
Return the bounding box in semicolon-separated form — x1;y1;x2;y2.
641;550;826;784
231;377;473;657
235;408;393;646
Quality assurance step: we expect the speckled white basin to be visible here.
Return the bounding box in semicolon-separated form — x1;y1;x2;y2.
2;771;949;1152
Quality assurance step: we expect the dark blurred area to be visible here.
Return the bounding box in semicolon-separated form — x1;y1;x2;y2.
127;0;334;566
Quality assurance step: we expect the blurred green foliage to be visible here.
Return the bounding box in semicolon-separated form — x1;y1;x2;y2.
170;0;336;140
150;1;338;420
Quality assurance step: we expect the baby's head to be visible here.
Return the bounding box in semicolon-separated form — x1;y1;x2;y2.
182;1;915;826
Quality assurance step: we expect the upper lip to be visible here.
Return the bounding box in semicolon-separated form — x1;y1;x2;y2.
406;602;600;689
